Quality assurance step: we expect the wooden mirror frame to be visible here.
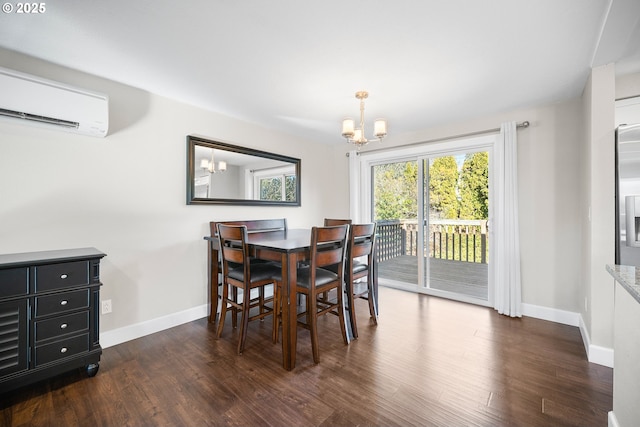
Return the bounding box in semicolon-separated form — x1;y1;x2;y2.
186;135;301;206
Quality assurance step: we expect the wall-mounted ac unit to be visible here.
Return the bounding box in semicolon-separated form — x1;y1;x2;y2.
0;66;109;137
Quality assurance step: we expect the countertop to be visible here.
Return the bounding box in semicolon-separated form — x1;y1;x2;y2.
606;264;640;304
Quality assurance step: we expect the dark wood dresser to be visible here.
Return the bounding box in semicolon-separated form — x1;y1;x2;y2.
0;247;105;394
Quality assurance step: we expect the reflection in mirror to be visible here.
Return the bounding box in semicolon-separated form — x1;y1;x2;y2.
187;136;301;206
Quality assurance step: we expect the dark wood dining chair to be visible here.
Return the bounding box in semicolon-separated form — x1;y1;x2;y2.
208;219;287;322
211;218;287;235
217;224;281;355
324;218;352;226
273;225;350;364
319;219;352;301
344;223;378;338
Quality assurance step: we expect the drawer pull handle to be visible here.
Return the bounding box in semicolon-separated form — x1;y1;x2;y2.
60;274;68;279
60;347;68;354
60;300;68;306
60;323;68;329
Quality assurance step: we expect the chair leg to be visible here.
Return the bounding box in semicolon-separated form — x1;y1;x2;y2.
237;286;252;355
320;290;329;302
231;287;238;329
346;281;359;339
259;286;265;319
367;294;378;324
367;273;378;324
272;282;280;343
217;283;229;338
336;284;348;345
308;290;320;364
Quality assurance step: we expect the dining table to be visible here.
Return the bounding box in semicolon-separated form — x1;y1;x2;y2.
204;225;377;370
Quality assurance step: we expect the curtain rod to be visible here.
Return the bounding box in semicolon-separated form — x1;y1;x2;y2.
347;121;529;156
250;164;291;173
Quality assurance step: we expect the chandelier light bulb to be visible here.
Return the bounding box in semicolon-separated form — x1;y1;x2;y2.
353;128;363;142
342;118;355;138
374;119;387;138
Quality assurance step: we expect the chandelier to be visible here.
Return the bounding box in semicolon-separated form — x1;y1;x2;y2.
341;90;387;149
200;151;227;174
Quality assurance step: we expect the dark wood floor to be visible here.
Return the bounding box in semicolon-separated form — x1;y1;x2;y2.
1;287;612;426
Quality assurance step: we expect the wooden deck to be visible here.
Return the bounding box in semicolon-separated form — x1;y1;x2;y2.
378;255;488;299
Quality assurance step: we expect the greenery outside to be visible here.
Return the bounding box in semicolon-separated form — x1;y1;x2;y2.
259;174;297;202
285;175;296;201
373;152;488;221
373;152;489;263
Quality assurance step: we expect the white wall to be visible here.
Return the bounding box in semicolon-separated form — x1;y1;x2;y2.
586;64;617;352
0;49;339;336
616;73;640;100
580;70;594;344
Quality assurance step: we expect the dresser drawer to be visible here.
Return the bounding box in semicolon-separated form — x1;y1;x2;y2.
35;289;90;318
34;311;89;342
35;261;89;292
0;268;28;298
34;334;89;367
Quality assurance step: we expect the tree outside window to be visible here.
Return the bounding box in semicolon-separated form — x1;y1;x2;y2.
256;170;297;202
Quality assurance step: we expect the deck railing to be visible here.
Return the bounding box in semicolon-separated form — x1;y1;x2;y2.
376;219;488;264
376;220;406;261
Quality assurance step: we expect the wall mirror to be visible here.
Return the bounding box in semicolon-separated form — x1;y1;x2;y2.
187;135;301;206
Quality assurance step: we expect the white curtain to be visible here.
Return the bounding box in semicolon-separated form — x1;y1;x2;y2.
493;122;522;317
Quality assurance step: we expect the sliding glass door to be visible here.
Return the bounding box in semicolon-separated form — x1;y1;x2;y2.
366;136;494;306
424;153;489;302
373;160;419;286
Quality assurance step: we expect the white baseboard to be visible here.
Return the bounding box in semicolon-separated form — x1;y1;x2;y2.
608;411;620;427
99;304;208;349
521;303;580;326
578;313;615;368
522;303;614;368
588;344;615;368
578;313;592;357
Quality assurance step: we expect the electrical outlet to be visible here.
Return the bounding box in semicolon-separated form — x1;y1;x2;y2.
101;299;112;314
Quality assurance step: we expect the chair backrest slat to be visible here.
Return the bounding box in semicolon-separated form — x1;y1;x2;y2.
310;225;349;269
348;223;376;262
211;218;287;236
351;241;373;258
315;246;345;268
324;218;352;226
217;224;249;275
221;246;245;264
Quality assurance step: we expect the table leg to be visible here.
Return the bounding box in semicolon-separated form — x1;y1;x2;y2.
281;252;297;370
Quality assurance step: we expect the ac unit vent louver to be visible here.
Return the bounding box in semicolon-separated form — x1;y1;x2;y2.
0;67;108;137
0;108;79;129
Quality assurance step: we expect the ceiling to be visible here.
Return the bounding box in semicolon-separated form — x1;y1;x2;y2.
1;0;639;144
